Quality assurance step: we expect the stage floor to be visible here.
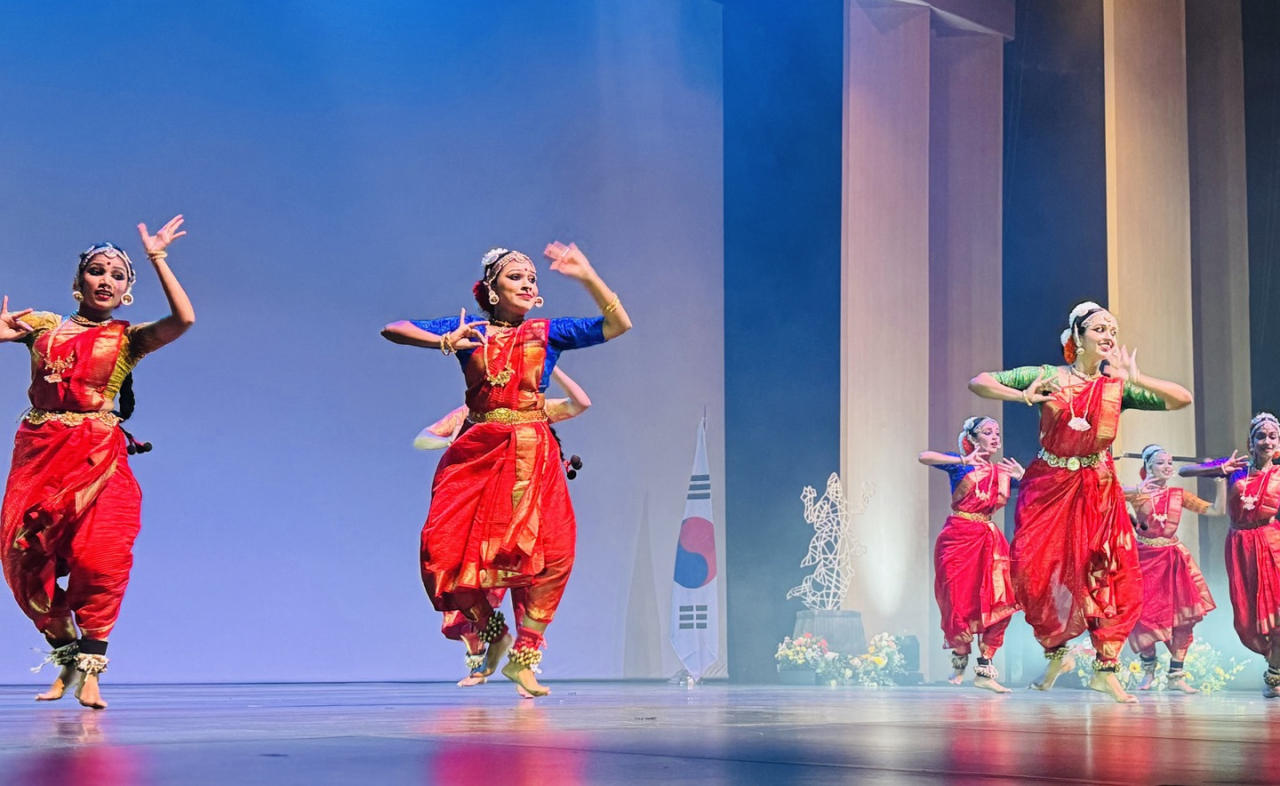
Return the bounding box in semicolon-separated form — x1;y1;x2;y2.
0;681;1277;784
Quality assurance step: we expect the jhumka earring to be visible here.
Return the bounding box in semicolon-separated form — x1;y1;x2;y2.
533;297;544;308
72;291;84;302
121;293;134;306
488;290;500;305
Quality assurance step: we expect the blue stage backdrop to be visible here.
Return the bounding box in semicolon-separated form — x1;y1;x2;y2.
0;0;725;682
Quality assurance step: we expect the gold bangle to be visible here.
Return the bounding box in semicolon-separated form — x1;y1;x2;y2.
440;335;455;356
148;250;168;261
1021;388;1032;407
603;295;621;315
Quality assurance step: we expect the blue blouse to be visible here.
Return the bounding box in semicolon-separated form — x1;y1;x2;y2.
411;315;606;392
932;455;1018;494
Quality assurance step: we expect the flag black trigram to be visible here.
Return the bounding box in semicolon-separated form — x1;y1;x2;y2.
678;604;709;630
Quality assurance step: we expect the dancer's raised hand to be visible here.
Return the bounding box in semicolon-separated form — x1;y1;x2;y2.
962;447;991;466
137;215;187;257
0;296;34;342
544;242;595;281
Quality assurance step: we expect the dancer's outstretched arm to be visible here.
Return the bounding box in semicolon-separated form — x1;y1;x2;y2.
130;215;196;352
1180;451;1247;479
546;367;592;424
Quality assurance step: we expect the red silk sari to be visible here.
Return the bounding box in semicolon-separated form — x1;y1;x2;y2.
1127;487;1215;653
1;317;143;640
1224;467;1280;655
934;463;1018;650
420;320;575;623
1011;376;1142;660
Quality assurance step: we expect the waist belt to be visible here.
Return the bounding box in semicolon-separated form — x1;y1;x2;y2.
1135;534;1178;548
1232;518;1278;532
24;409;120;428
467;408;548;425
952;510;993;523
1038;448;1105;472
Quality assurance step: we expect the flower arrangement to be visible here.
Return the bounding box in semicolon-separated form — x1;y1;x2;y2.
777;632;907;687
1069;641;1249;694
775;633;830;670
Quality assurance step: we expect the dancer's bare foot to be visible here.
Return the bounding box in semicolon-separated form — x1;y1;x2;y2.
75;673;108;710
34;665;79;702
502;660;550;698
457;672;487;687
1167;676;1198;694
1135;670;1156;691
946;668;964;686
482;632;512;678
1264;684;1280;698
1088;671;1138;704
1028;654;1075;691
973;675;1012;694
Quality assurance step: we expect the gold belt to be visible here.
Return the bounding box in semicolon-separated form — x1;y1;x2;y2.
953;511;993;523
1038;448;1105;472
1136;534;1178;548
467;408;548;425
24;409;120;428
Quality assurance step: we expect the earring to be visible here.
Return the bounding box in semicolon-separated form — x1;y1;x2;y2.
72;291;84;302
533;297;544;308
121;293;134;306
488;290;500;305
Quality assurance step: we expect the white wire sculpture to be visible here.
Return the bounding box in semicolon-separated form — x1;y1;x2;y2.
786;473;872;611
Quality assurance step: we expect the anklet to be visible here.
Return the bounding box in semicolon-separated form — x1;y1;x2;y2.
75;653;109;675
973;661;999;680
1043;646;1069;661
1094;659;1120;674
509;646;543;672
464;652;486;672
477;611;507;644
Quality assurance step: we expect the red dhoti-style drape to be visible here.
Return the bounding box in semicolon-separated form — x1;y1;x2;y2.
1223;468;1280;656
1010;375;1145;663
933;464;1018;657
420;319;577;631
1127;488;1214;656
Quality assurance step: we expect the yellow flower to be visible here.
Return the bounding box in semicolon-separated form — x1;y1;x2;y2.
873;656;887;667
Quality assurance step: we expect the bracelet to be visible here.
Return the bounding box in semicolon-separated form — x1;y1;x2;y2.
440;335;455;356
147;250;168;261
1021;388;1033;407
603;295;622;315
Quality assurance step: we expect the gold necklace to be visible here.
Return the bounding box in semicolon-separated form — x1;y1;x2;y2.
70;313;112;327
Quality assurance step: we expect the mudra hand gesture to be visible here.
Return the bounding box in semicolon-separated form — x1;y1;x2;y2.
1219;450;1250;476
444;308;489;350
543;241;595;281
137;214;187;257
1102;346;1139;381
0;296;34;342
1022;367;1059;404
999;457;1026;480
962;447;991;466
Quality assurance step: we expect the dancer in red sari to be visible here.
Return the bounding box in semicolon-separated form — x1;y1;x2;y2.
1180;414;1280;697
969;302;1192;702
1125;444;1223;693
0;216;195;709
919;416;1023;693
383;243;631;697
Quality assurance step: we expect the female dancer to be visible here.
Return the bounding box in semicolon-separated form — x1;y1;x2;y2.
968;301;1192;703
418;367;592;687
382;242;630;697
1125;444;1223;693
0;216;194;709
918;416;1023;693
1179;414;1280;697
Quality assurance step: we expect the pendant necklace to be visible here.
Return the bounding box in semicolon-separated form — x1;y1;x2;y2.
1149;485;1170;526
1066;365;1099;432
1241;465;1271;512
483;322;519;388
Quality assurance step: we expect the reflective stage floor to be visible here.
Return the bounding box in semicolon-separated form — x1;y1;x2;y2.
0;682;1277;784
